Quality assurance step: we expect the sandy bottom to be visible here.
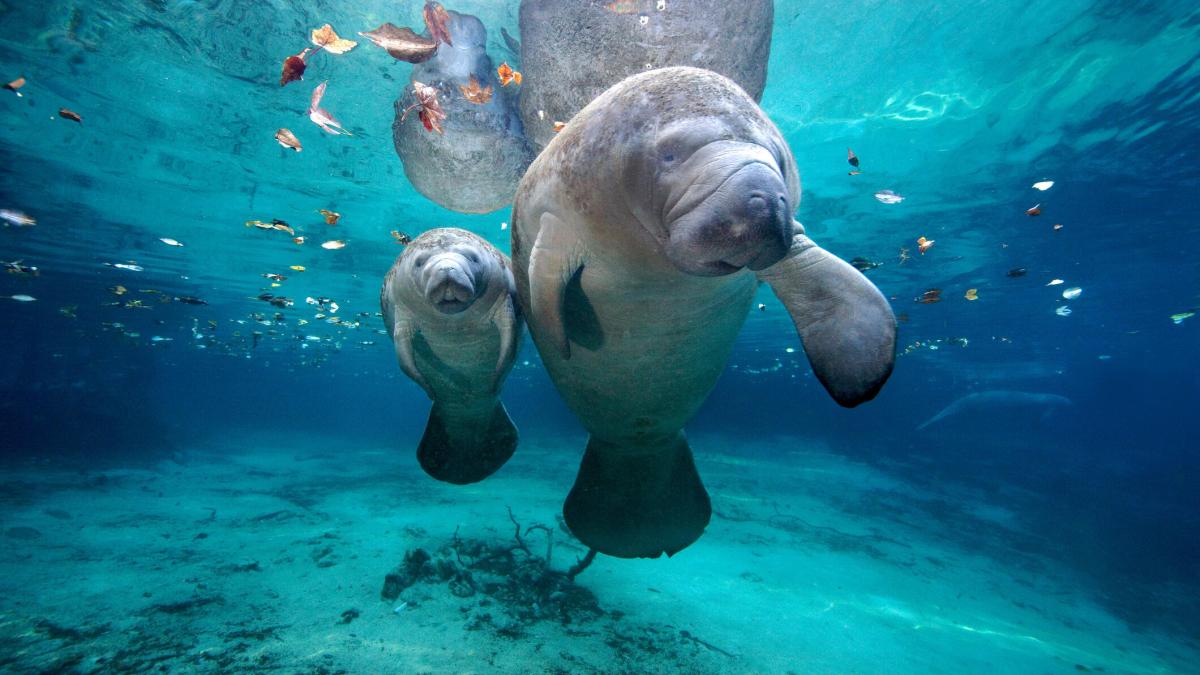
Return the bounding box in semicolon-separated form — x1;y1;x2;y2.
0;431;1194;673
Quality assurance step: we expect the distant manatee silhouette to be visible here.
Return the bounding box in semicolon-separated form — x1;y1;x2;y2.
916;391;1074;431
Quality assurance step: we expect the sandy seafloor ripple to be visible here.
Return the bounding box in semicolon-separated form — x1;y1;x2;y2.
0;432;1194;674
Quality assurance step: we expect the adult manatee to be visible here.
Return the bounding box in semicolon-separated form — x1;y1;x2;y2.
381;228;523;484
511;67;896;558
518;0;774;152
393;9;531;214
916;391;1074;431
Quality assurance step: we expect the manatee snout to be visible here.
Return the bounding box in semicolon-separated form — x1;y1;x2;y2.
665;148;793;276
422;253;477;313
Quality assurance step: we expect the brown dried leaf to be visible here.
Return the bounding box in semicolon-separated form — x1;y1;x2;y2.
4;76;25;92
310;24;357;54
358;23;438;63
318;209;340;225
275;128;302;151
280;48;311;87
58;108;81;123
459;75;492;104
424;2;453;46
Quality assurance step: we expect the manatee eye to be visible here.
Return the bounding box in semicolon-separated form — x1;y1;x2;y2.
464;250;480;264
662;152;675;163
414;254;429;267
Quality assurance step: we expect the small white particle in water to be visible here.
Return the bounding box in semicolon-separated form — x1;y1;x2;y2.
785;347;795;353
1032;180;1054;191
1062;287;1082;300
639;15;649;26
537;109;545;120
500;222;508;231
657;0;666;9
393;602;408;614
1055;306;1072;317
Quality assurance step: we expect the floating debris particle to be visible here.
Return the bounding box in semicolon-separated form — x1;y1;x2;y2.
7;294;35;302
275;128;302;151
105;262;144;272
1006;267;1027;278
263;273;287;282
1026;204;1042;216
757;303;766;311
1032;180;1054;191
58;108;82;123
318;209;340;225
59;304;76;317
321;240;346;250
4;76;24;94
390;230;412;245
1055;306;1072;316
1170;311;1194;325
175;295;207;305
497;62;522;86
289;265;306;272
400;81;446;134
280;48;312;87
552;121;567;132
1053;223;1063;231
358;23;437;63
293;236;306;245
3;260;38;277
847;148;860;168
874;189;904;204
1046;279;1064;286
109;285;127;296
159;237;184;247
917;236;934;254
850;257;882;272
310;24;358;54
964;288;978;301
500;222;508;231
1062;287;1082;300
0;209;35;227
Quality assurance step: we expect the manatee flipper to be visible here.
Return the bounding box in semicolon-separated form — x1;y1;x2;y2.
490;294;519;393
757;228;896;407
528;212;585;359
563;433;711;559
391;317;433;399
417;401;518;484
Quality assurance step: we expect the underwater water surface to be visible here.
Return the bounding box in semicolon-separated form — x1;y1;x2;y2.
1;0;1198;672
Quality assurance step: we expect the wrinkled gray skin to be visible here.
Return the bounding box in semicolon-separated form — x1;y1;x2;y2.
917;391;1074;431
393;10;531;214
518;0;773;152
381;228;523;484
511;67;896;559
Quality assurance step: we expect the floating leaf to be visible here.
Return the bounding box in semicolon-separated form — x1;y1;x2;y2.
1032;180;1054;191
964;288;978;301
4;76;25;94
497;62;522;86
917;236;934;254
1062;286;1082;300
58;108;81;123
318;209;341;225
848;170;862;176
0;209;35;227
1171;311;1194;325
8;294;35;302
311;24;357;54
290;265;306;272
400;81;446;134
321;240;346;250
916;289;942;304
358;23;437;63
459;75;493;104
1053;223;1063;231
1026;203;1042;216
1055;306;1072;316
280;48;312;87
424;2;453;46
275;128;302;151
847;148;859;168
159;237;184;247
270;219;294;235
1046;278;1064;286
263;273;287;282
293;236;306;245
391;230;412;245
552;121;567;133
308;81;351;135
874;189;904;204
1006;267;1027;278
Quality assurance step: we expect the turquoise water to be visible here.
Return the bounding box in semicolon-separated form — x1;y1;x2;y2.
1;1;1198;672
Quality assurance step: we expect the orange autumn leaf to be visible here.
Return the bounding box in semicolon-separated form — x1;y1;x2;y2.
424;1;453;46
917;236;935;254
318;209;341;225
358;23;438;63
310;24;357;54
275;128;302;151
459;75;493;104
497;62;521;87
552;121;566;132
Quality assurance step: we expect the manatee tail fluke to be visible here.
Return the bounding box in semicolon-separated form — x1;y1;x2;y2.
417;401;517;485
563;433;711;559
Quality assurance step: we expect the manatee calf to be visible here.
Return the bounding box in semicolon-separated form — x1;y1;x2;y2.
393;9;531;214
917;391;1074;431
381;228;523;484
518;0;774;152
511;67;896;558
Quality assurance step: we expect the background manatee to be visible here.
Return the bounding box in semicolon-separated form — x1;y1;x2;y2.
517;0;774;152
393;9;531;214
